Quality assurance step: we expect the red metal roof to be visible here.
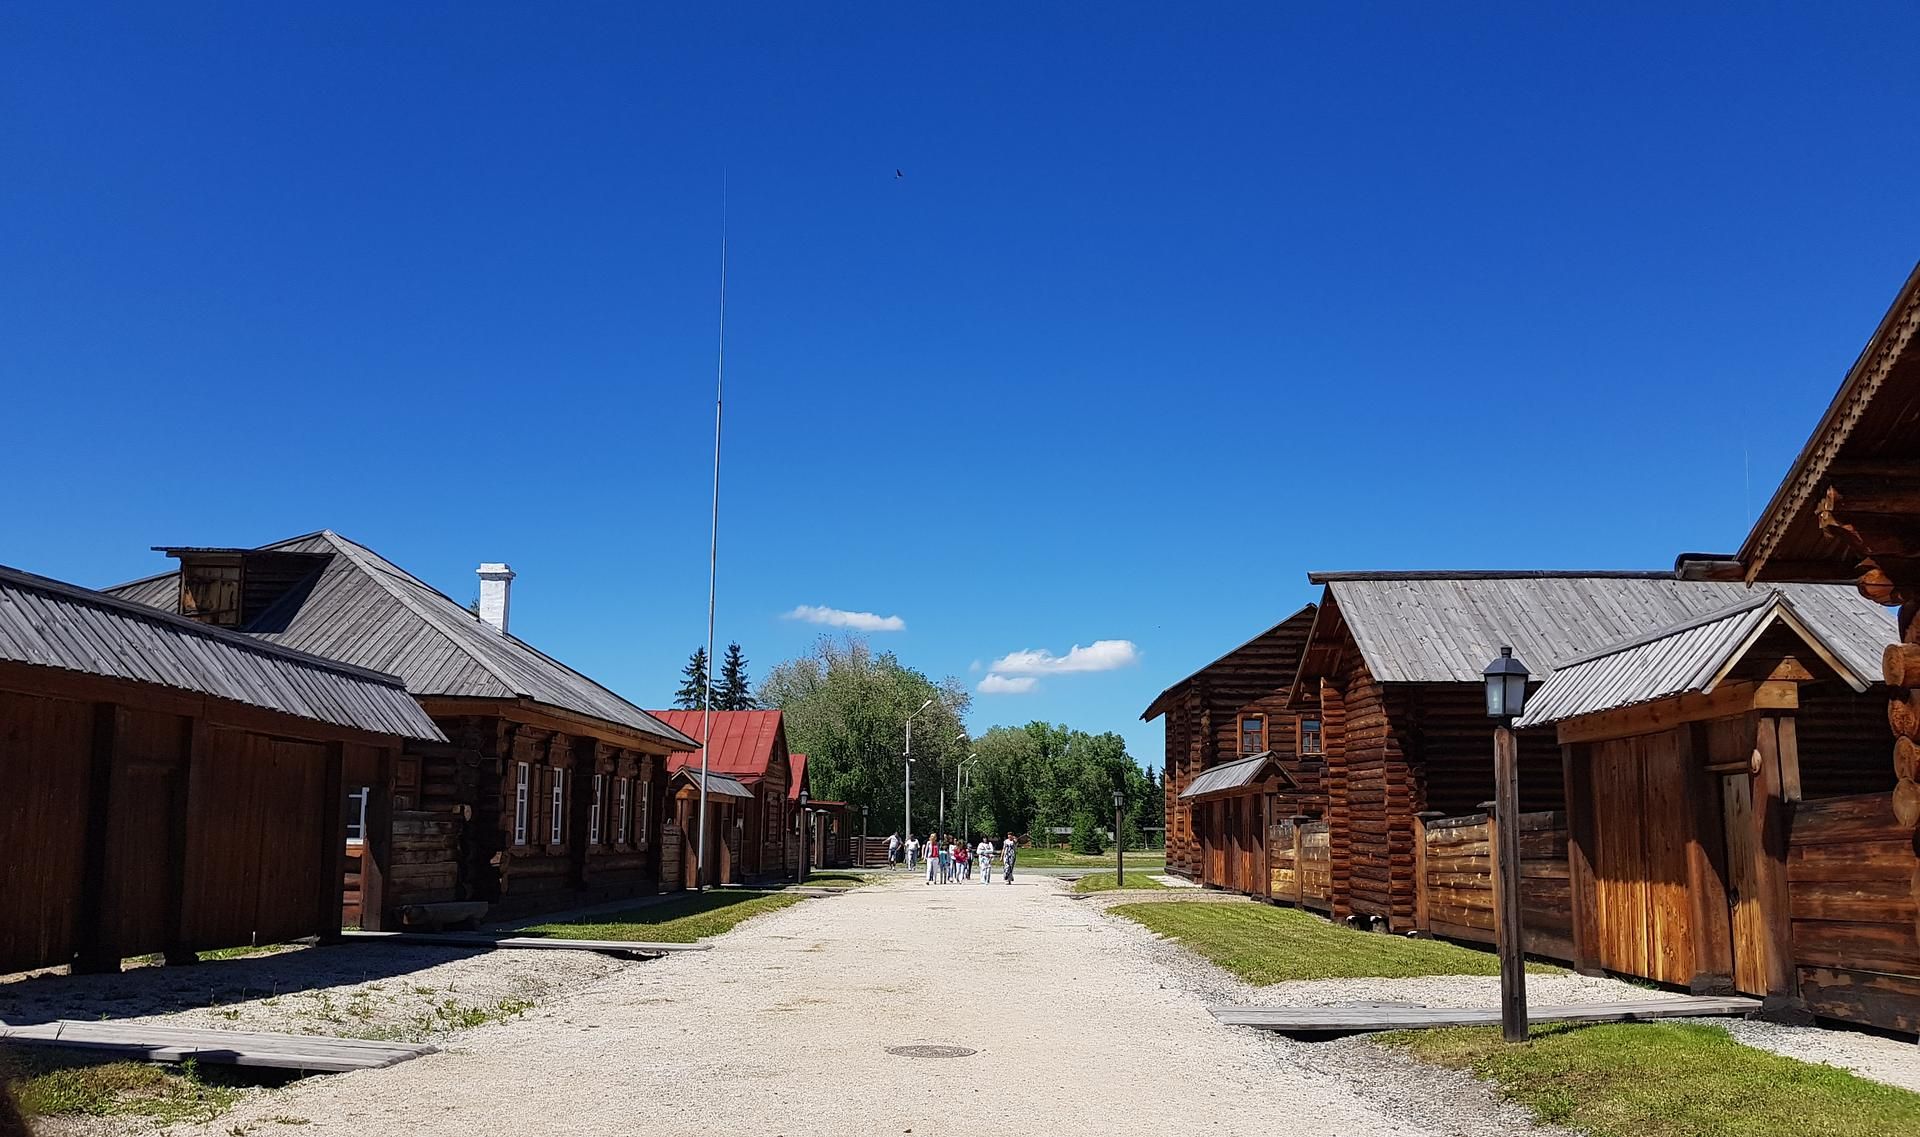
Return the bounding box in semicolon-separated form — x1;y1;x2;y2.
788;753;808;801
649;709;787;782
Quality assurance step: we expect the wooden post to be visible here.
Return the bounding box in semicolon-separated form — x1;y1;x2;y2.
1413;810;1444;937
1488;722;1529;1042
1291;815;1308;908
1750;714;1802;1014
315;741;346;946
73;704;124;974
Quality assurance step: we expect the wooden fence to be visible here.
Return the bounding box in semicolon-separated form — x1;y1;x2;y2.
1786;791;1920;1034
1267;818;1333;912
1415;810;1573;959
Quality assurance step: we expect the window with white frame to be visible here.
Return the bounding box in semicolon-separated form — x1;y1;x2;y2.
550;769;565;845
638;777;651;848
590;775;604;845
616;777;631;845
345;786;371;843
513;763;530;846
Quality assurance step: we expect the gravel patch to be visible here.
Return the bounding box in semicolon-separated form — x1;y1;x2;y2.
1713;1017;1920;1093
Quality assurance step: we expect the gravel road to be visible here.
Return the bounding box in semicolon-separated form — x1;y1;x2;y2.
156;877;1496;1136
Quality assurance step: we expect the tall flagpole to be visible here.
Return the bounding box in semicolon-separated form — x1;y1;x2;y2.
696;176;727;888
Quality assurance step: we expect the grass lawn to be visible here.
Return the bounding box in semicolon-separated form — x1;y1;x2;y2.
518;891;807;943
1012;847;1166;869
1383;1021;1920;1137
794;871;872;889
1111;901;1559;983
2;1048;255;1126
1073;871;1169;893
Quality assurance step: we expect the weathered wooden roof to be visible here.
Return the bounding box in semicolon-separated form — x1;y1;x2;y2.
1304;572;1891;685
652;710;786;782
1738;260;1920;581
671;767;755;799
106;531;695;750
1515;592;1883;728
1178;750;1294;799
0;563;445;740
1140;605;1316;721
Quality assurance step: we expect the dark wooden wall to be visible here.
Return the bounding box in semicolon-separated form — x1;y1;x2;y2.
0;668;375;974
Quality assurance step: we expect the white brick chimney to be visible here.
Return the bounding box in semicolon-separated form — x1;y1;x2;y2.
476;563;515;633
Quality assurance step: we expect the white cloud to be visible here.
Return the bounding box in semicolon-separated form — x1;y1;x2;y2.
987;639;1140;675
978;674;1038;695
783;604;906;633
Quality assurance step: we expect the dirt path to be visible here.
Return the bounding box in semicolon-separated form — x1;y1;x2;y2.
186;877;1471;1136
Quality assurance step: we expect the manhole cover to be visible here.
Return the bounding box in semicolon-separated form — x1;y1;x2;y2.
886;1044;976;1059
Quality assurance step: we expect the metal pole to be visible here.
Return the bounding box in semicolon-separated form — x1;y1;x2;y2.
904;714;912;844
1115;795;1125;887
1488;723;1528;1042
695;178;728;891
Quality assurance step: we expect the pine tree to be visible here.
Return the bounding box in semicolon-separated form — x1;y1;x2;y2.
718;641;757;710
674;647;711;710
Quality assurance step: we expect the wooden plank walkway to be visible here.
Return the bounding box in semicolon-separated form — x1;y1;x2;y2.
341;930;712;956
0;1020;436;1072
1210;995;1763;1034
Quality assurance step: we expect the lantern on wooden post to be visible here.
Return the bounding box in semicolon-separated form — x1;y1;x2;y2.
796;789;810;886
1483;645;1531;1043
1113;788;1127;887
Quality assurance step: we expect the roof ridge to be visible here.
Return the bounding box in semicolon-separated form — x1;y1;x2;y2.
314;532;528;698
1548;592;1780;670
0;562;412;689
1311;570;1676;583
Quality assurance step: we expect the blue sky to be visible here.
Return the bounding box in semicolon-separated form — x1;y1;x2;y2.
5;5;1919;767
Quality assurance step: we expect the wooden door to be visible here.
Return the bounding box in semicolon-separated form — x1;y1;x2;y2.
1722;773;1768;994
678;793;699;890
1589;737;1650;976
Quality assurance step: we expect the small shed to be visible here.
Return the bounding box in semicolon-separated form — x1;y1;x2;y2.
1177;751;1295;897
666;768;754;889
1518;592;1894;1015
0;564;444;974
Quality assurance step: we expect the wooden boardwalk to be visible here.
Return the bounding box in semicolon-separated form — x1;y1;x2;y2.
0;1020;436;1072
341;930;713;957
1210;995;1762;1034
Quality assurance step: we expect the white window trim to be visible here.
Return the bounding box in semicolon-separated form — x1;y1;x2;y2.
638;777;651;849
513;763;530;846
616;777;630;846
550;770;565;846
345;785;371;844
590;775;604;845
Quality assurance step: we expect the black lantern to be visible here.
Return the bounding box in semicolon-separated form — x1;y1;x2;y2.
1483;645;1530;720
1112;789;1125;811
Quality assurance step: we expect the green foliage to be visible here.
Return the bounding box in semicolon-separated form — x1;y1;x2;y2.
520;891;806;943
757;635;970;835
6;1053;243;1124
717;641;757;710
1110;902;1562;984
673;647;711;710
1070;811;1103;854
968;722;1156;845
1384;1022;1920;1137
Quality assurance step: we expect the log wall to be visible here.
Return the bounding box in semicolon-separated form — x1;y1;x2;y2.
1417;810;1574;960
1787;791;1920;1033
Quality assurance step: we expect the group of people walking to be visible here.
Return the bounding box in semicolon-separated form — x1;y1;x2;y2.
885;831;1017;884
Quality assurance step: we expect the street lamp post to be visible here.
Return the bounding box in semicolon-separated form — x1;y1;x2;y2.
1113;788;1127;887
959;753;979;846
904;698;932;845
1483;645;1532;1044
861;805;869;868
796;788;811;886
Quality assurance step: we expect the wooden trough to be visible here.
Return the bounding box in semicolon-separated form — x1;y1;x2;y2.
0;1020;436;1073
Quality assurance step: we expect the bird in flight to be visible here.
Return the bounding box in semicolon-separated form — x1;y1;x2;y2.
895;169;903;179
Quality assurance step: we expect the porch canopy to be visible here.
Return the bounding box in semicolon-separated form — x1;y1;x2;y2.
1179;750;1295;800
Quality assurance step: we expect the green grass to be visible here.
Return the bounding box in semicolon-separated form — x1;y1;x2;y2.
518;891;807;943
1110;901;1560;983
1073;871;1169;893
1009;847;1166;868
2;1050;246;1125
1382;1021;1920;1137
793;871;872;889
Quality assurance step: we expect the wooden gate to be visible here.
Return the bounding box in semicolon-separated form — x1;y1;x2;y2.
1586;731;1709;986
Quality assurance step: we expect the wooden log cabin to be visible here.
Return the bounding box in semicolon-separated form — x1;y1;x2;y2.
1286;571;1888;940
0;564;444;974
106;531;700;924
1713;258;1920;1033
648;710;794;884
1140;605;1320;887
665;768;754;888
1516;591;1894;1018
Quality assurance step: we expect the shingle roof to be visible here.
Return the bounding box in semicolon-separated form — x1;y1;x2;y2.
105;531;695;750
0;563;444;741
1515;592;1879;728
1307;573;1894;685
1179;751;1294;799
651;709;785;781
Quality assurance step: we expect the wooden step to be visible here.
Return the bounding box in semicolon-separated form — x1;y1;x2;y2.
1210;995;1763;1034
0;1020;435;1073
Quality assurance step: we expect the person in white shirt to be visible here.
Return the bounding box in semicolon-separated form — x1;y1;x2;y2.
906;834;919;870
976;838;994;885
886;831;901;869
